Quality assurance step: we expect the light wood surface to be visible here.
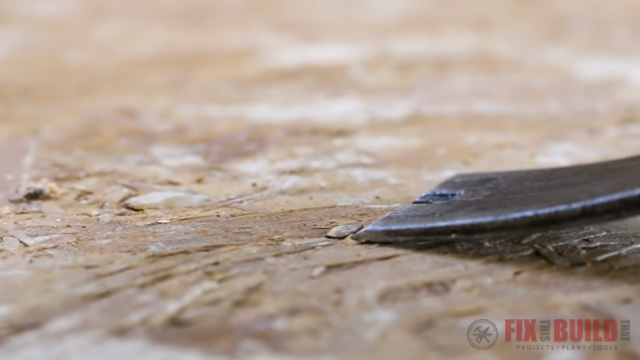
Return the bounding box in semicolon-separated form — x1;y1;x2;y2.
2;1;640;358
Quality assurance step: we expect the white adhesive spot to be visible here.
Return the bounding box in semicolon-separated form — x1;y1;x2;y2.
125;191;209;210
534;143;604;166
262;42;373;68
346;168;400;184
176;96;594;124
150;146;206;167
345;135;419;151
540;49;640;87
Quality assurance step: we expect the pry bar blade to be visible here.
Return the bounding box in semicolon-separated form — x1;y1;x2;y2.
352;155;640;243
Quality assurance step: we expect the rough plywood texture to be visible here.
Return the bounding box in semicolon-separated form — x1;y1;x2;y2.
2;0;640;359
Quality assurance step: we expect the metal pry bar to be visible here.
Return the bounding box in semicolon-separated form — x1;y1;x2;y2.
352;155;640;243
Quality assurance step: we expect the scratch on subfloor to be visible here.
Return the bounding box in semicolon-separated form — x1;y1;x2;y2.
593;243;640;262
315;253;403;275
114;274;266;333
1;226;33;247
142;280;220;327
83;240;338;299
534;244;570;267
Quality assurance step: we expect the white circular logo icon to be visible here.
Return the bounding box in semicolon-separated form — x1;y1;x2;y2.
468;319;498;350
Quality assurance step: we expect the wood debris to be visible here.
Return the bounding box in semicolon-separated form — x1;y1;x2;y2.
325;222;364;239
8;179;59;203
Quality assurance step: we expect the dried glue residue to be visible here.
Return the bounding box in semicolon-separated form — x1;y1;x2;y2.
261;42;373;68
175;95;603;125
125;191;209;210
346;168;400;184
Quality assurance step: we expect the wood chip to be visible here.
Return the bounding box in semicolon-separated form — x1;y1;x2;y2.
325;222;363;239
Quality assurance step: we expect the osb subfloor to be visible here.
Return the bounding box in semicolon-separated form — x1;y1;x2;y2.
2;1;640;359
